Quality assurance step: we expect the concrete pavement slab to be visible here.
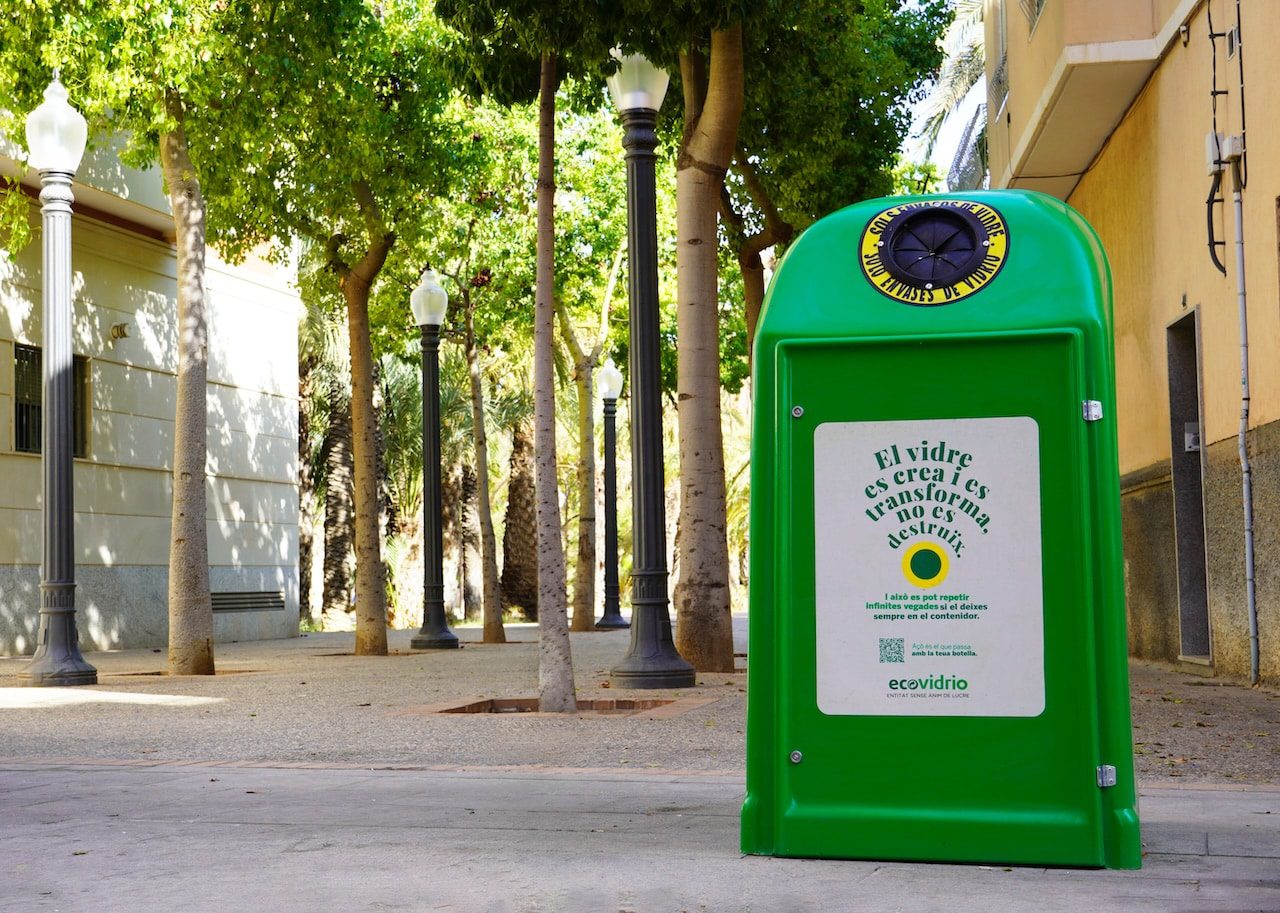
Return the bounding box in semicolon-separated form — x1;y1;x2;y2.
1;763;1278;913
2;620;1279;909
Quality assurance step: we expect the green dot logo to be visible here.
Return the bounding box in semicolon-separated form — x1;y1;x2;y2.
902;541;949;588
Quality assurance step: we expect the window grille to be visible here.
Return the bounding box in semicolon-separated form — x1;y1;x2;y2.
1019;0;1046;29
14;344;89;458
989;56;1009;115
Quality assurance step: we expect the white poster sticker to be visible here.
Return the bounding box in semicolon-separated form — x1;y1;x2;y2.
813;417;1044;716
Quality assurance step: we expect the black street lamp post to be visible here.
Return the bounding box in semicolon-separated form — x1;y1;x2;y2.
410;268;459;650
607;53;696;688
595;357;628;630
20;75;96;687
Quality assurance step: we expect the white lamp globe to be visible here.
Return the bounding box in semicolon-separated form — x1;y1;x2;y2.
607;49;669;114
25;77;88;174
598;357;624;401
410;268;449;327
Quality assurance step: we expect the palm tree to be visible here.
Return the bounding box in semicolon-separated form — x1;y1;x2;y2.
916;0;987;185
298;295;356;629
492;384;538;620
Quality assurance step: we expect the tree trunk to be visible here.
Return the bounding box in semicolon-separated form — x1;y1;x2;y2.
159;94;214;676
298;494;314;627
534;52;575;712
442;461;464;618
568;354;596;631
373;359;394;547
338;231;393;656
732;153;793;363
459;462;483;622
501;417;539;619
464;304;506;644
672;28;743;673
322;389;354;622
555;299;598;633
298;355;316;627
741;249;766;356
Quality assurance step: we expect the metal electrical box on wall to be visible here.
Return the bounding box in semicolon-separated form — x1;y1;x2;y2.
741;191;1140;869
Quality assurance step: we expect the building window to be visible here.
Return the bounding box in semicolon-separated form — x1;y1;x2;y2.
15;344;89;458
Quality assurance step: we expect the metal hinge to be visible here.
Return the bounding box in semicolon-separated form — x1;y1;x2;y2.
1096;764;1118;788
1082;400;1103;422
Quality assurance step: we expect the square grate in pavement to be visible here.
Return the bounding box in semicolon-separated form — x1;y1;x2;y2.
394;695;719;718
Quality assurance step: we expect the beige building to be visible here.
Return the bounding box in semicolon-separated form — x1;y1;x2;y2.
0;140;301;655
984;0;1276;682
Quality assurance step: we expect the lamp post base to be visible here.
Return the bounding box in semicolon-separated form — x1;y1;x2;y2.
410;630;459;650
18;663;98;687
610;651;696;689
594;615;630;630
610;599;695;687
19;612;97;686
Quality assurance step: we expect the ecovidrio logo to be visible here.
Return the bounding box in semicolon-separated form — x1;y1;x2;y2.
887;674;970;692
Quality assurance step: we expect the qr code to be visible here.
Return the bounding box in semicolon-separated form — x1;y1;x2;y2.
879;637;905;664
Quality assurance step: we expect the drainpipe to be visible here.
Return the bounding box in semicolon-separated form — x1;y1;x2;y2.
1227;143;1260;685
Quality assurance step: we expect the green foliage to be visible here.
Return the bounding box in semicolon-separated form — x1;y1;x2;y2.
193;0;473;271
731;0;948;234
891;159;944;196
298;284;351;490
0;181;30;252
0;0;216;163
0;0;954;629
717;242;750;393
377;347;472;522
434;0;614;94
0;0;251;272
555;110;627;329
375;95;540;361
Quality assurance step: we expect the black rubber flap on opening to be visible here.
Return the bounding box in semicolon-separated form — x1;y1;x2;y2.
880;205;989;290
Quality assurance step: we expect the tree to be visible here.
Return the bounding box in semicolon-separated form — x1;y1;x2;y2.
619;0;945;672
435;1;616;711
722;0;948;348
915;0;984;161
555;257;617;631
322;393;357;623
193;0;470;655
393;99;547;641
501;410;539;617
667;25;745;673
614;8;750;674
298;292;356;627
530;52;576;708
161;90;216;674
551;105;629;633
0;0;267;674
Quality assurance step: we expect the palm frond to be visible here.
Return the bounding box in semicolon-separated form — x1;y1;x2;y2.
916;0;987;157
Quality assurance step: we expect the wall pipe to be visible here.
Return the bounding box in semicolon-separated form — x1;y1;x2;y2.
1229;155;1260;685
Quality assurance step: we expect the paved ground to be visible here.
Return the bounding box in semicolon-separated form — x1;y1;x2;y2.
0;623;1276;781
2;763;1277;912
2;621;1279;910
1131;663;1280;784
0;626;747;770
